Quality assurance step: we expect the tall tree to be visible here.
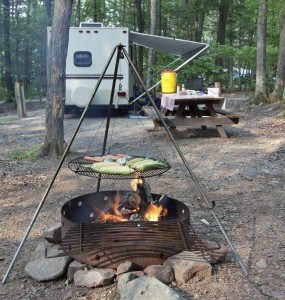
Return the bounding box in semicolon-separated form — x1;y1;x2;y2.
215;0;231;68
134;0;144;78
254;0;268;102
3;0;14;101
270;6;285;103
39;0;73;157
76;0;80;25
146;0;158;92
45;0;52;26
23;0;32;88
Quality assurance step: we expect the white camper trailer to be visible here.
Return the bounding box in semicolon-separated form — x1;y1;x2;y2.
47;23;209;112
64;23;132;112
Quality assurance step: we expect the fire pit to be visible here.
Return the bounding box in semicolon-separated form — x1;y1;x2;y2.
61;190;209;268
61;155;218;268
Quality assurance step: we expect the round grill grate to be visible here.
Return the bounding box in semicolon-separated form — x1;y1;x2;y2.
68;156;171;179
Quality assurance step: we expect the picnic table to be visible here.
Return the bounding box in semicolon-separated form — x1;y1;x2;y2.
145;93;241;138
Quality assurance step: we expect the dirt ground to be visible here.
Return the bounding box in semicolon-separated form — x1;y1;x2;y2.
0;96;285;300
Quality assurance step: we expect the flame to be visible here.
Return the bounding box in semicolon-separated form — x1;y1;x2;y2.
112;192;121;214
144;204;168;221
130;178;143;191
98;212;128;222
94;186;168;223
95;191;128;223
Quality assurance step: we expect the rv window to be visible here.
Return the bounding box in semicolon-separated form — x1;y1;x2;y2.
74;51;92;67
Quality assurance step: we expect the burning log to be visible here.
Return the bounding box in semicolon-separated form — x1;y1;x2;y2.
95;178;168;223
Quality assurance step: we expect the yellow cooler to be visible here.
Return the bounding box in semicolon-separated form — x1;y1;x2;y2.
161;69;176;93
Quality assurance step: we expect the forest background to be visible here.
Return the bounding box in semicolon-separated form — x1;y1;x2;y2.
0;0;285;105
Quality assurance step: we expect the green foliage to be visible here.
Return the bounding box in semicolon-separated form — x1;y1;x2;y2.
8;144;42;160
0;0;284;97
0;86;8;99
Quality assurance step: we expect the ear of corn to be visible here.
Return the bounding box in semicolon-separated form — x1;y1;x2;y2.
90;162;120;171
81;157;166;174
133;160;166;171
98;165;135;175
126;157;145;167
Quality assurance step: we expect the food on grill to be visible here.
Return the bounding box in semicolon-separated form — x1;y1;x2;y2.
81;161;134;175
117;155;133;165
126;157;145;167
80;156;167;174
83;154;124;162
105;154;122;160
90;162;120;171
83;156;104;162
132;159;166;171
99;165;135;175
81;161;118;170
103;158;113;162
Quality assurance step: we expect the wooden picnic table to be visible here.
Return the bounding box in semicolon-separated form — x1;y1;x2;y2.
146;93;241;138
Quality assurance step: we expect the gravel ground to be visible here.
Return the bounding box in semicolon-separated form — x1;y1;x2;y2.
0;97;285;299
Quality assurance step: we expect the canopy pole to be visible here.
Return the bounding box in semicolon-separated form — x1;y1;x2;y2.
129;45;209;105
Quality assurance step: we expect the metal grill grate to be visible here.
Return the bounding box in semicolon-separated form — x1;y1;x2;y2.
61;219;193;268
68;156;171;179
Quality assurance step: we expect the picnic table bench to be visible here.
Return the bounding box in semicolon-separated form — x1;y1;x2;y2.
143;93;243;138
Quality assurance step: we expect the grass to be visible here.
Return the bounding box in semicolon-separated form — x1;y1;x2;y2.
8;144;42;160
0;115;19;123
7;145;82;160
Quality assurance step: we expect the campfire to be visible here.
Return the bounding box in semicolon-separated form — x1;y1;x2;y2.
60;178;211;269
96;178;168;223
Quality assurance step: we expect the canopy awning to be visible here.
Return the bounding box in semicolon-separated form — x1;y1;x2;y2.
129;31;208;60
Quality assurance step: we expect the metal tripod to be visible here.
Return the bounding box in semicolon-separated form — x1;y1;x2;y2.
2;44;248;284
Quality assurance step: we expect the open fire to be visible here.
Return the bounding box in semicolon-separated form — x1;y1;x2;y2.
96;178;168;223
60;181;210;268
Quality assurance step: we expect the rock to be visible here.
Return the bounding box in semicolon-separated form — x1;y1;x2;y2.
199;243;229;264
116;261;140;275
63;287;73;300
117;273;138;295
67;260;87;278
164;251;212;284
24;241;73;281
118;275;186;300
270;290;285;300
43;223;62;244
129;271;145;277
256;259;267;268
74;268;116;288
143;265;174;284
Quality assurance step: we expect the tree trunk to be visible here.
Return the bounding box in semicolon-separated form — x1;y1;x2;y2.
45;0;52;26
215;0;230;67
196;12;205;43
254;0;268;103
76;0;81;25
24;0;32;89
146;0;158;92
270;9;285;103
3;0;14;101
216;0;229;46
39;0;73;157
14;0;20;80
134;0;144;79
